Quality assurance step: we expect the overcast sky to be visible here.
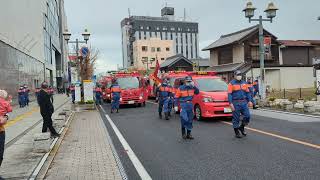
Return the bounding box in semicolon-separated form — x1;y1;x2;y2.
64;0;320;73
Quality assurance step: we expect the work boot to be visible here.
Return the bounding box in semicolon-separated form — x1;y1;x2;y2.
182;128;187;139
111;109;113;114
168;112;171;117
239;124;247;136
51;133;60;138
234;128;242;138
165;112;169;120
186;130;194;140
116;109;119;113
159;112;162;119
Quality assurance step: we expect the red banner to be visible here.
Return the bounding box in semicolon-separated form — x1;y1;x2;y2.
151;60;162;85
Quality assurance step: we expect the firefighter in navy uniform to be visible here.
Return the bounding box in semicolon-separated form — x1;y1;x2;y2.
247;77;257;109
110;80;121;113
174;76;199;139
156;79;173;120
228;71;253;138
95;85;103;105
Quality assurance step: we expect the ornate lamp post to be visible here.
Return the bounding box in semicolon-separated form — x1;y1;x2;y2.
243;1;278;101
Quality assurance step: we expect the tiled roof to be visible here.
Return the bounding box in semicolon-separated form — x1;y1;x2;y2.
160;54;193;68
202;25;259;51
209;62;251;74
279;40;313;47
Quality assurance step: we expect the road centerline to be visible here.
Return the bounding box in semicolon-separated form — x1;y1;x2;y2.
221;121;320;150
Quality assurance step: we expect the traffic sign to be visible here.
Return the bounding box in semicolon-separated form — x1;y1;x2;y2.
80;47;90;58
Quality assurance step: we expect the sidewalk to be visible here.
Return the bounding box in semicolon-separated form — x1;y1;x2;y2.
0;94;70;179
44;111;122;180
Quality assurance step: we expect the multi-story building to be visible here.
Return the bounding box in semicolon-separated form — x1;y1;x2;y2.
0;0;69;97
132;37;174;70
121;7;199;69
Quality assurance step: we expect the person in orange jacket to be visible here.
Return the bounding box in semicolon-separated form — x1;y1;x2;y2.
0;90;12;167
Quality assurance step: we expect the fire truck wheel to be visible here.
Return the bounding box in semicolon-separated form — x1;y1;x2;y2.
194;104;202;121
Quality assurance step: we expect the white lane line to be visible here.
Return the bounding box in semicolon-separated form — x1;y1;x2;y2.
146;101;157;105
256;108;320;118
105;114;152;180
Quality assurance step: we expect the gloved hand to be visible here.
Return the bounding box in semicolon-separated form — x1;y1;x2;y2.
174;106;179;112
190;81;195;87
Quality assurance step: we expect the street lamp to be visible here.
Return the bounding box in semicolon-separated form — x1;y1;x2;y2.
243;1;278;101
63;29;91;82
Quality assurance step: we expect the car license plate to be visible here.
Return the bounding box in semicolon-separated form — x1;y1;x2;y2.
224;108;232;113
128;101;134;104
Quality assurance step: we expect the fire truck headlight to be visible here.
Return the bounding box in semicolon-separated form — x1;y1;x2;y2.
203;97;213;103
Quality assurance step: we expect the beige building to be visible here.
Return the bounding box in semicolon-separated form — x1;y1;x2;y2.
132;38;174;70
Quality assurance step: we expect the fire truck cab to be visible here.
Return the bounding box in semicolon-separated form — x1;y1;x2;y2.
173;71;232;120
113;72;148;107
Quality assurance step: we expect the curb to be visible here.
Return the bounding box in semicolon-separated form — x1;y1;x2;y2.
28;110;75;180
255;108;320;118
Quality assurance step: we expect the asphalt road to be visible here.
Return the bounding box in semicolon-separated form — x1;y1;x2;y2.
99;101;320;180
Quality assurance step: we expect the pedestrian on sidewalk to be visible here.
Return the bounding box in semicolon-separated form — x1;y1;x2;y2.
18;86;25;108
110;80;121;113
70;84;75;104
0;90;12;167
228;71;254;138
38;82;59;138
24;85;30;106
174;76;199;139
35;87;41;105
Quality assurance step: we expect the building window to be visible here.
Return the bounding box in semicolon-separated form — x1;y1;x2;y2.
156;27;160;30
166;47;170;51
163;27;167;31
140;26;144;30
187;28;190;31
161;58;165;61
157;47;161;52
151;47;155;52
142;46;148;52
171;27;175;31
146;26;150;30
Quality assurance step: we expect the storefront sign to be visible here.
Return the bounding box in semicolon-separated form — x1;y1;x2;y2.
75;83;81;102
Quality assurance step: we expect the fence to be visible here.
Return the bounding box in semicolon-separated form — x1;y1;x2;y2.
267;88;317;101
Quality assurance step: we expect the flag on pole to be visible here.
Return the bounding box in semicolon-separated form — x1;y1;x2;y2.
150;59;162;85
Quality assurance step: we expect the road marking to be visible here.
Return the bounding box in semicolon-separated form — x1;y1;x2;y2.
221;121;320;150
105;114;152;180
5;107;39;128
147;100;157;105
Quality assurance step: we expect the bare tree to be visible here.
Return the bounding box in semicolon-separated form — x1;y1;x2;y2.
78;46;99;81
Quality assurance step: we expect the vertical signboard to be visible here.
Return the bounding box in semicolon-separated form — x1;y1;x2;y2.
75;83;81;102
83;80;94;102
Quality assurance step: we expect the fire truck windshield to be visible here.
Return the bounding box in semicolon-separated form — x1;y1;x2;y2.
117;77;140;89
195;78;228;92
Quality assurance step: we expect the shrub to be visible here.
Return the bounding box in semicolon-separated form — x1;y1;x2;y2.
269;97;276;102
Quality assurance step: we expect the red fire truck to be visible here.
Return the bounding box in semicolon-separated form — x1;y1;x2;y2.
113;72;148;106
173;71;232;120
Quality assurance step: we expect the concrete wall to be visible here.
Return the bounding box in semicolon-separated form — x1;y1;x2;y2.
133;38;174;70
0;0;46;62
233;44;244;63
246;67;315;90
209;50;218;66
